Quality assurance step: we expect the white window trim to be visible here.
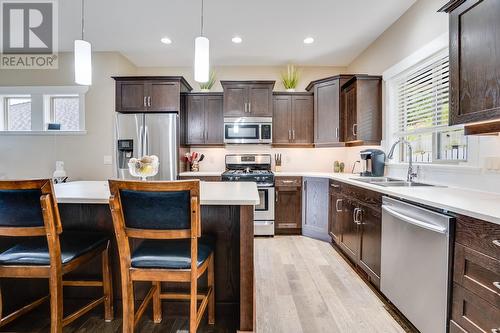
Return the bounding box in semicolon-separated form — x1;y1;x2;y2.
0;86;87;134
381;33;479;170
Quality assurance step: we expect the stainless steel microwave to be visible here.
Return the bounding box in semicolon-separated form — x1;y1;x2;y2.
224;117;272;144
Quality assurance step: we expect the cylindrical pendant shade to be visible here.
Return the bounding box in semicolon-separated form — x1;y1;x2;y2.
74;39;92;85
194;36;209;83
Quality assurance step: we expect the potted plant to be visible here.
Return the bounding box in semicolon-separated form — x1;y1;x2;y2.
199;70;216;92
281;65;299;92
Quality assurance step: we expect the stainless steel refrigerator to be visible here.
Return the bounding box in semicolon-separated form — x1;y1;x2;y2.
115;112;179;180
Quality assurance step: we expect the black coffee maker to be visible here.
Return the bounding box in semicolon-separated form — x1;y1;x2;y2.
359;149;386;177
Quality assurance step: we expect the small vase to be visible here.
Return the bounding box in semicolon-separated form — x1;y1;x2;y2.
191;162;199;172
200;88;210;93
285;88;296;92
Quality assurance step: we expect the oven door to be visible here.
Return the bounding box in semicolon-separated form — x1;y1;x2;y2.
255;187;274;221
224;122;261;144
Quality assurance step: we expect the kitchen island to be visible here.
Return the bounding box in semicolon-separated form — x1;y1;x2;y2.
2;181;259;332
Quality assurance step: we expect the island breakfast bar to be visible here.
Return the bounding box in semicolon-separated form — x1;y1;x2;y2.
48;180;258;332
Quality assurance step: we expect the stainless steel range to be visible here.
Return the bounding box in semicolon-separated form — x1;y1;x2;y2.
222;154;275;236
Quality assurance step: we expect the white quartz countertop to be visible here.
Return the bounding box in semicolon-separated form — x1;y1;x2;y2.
54;180;259;206
274;171;500;225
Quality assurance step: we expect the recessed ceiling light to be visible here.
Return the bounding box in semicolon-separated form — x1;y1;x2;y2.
232;36;242;44
303;37;314;44
160;37;172;45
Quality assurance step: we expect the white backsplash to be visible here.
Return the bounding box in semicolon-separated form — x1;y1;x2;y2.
188;145;353;173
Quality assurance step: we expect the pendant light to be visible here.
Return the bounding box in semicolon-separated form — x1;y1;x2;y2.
194;0;209;83
74;0;92;85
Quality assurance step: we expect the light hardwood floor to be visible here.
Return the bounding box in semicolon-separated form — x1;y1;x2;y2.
255;236;406;333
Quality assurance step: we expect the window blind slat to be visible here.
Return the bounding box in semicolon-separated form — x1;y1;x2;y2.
397;55;450;135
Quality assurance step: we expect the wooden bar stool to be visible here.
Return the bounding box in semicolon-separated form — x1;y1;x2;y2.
108;180;214;333
0;179;113;332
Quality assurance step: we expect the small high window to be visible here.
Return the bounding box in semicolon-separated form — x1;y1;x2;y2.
5;97;32;131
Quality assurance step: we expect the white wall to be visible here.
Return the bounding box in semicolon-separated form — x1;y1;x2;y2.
0;52;136;180
344;0;500;193
135;65;346;92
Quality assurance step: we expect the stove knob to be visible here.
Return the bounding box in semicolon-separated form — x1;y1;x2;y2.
228;176;234;181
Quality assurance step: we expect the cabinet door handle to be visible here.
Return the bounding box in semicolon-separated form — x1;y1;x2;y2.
335;199;342;212
353;208;358;224
335;127;339;138
144;96;147;107
491;329;500;333
288;129;291;141
148;96;151;107
248;102;251;113
493;240;500;247
292;129;295;140
493;282;500;290
331;184;340;188
352;123;357;136
357;208;362;224
275;191;278;202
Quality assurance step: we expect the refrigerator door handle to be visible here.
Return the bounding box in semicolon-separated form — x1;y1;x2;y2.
138;125;143;158
144;125;149;156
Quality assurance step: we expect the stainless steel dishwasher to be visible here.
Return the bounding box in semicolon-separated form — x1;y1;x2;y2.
381;197;453;333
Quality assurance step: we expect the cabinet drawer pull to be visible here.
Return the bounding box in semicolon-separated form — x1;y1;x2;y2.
282;180;296;184
330;184;340;188
335;199;342;212
144;96;147;107
147;96;151;107
493;282;500;290
493;240;500;247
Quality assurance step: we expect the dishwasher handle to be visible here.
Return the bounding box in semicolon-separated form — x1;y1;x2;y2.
382;205;447;234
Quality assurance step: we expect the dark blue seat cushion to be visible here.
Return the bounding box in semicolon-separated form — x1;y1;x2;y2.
131;237;214;269
0;231;109;266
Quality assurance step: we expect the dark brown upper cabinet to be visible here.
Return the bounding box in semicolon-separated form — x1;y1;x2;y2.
341;75;382;146
186;93;224;146
221;81;275;117
113;76;192;113
306;75;353;147
272;92;314;146
439;0;500;135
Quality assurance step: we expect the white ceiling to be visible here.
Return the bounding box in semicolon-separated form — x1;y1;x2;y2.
58;0;416;67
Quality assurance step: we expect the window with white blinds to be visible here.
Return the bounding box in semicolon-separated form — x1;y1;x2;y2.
392;52;467;163
396;54;449;135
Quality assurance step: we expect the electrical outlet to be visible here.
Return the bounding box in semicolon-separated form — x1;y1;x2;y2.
103;155;113;165
484;157;500;171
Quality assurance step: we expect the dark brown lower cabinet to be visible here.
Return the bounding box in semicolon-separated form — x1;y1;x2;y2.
358;203;381;286
451;213;500;332
329;181;382;287
275;177;302;235
451;283;500;333
328;182;342;244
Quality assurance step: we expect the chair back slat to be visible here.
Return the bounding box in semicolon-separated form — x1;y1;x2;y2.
0;189;44;227
120;190;191;230
0;180;60;237
108;180;200;240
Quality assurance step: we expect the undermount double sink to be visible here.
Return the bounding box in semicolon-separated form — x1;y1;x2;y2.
350;177;440;187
